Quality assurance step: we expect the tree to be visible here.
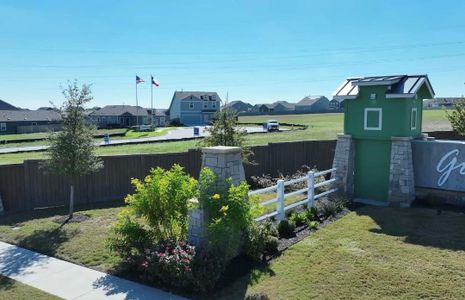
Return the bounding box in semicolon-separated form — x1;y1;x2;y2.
42;81;103;219
200;105;253;163
446;97;465;135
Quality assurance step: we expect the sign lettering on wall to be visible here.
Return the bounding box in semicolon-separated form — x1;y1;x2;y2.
413;140;465;192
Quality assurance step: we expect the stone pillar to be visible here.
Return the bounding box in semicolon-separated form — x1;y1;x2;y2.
388;137;415;207
187;208;207;248
201;146;245;186
332;134;355;195
188;146;245;248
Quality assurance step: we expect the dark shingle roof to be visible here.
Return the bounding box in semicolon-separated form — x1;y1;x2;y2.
0;110;61;122
296;96;328;106
333;75;435;100
0;99;19;111
173;91;221;102
273;101;295;109
90;105;148;117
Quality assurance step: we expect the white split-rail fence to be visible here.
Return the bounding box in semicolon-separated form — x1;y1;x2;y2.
249;168;338;222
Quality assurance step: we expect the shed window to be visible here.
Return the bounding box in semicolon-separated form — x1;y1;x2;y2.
370;93;377;100
189;102;194;109
364;108;382;130
411;108;417;130
0;123;6;131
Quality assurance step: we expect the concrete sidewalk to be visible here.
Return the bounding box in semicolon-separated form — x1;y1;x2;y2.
0;241;187;299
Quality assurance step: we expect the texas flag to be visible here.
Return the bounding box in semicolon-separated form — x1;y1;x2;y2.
136;75;145;84
151;76;160;87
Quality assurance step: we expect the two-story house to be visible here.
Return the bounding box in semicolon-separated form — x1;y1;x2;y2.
168;91;221;126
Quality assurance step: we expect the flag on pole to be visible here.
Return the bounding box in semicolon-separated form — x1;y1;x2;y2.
136;75;145;84
151;76;160;87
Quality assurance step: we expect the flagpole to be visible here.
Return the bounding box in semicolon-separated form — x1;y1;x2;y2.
135;75;139;127
151;75;154;127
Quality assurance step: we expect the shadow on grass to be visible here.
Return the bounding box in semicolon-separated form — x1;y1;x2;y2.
0;275;14;291
208;256;276;300
356;205;465;251
0;200;124;226
17;227;77;257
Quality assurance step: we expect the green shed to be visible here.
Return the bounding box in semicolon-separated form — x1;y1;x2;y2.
333;75;435;204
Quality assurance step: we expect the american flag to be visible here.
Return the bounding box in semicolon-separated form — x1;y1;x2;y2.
151;76;160;87
136;75;145;84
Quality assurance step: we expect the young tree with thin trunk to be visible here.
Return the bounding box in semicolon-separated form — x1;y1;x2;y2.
42;81;103;219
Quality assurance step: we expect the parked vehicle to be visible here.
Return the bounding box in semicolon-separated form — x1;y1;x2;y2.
266;120;280;131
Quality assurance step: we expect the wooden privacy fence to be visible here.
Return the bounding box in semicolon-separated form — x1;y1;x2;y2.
0;140;336;213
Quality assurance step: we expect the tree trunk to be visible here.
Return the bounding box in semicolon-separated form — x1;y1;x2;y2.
69;184;74;219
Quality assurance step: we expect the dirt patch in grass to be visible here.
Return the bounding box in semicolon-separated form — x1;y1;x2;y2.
52;213;90;224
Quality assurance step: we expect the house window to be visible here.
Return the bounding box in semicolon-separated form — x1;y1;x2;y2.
209;96;212;100
189;102;194;109
203;102;208;108
212;102;216;109
32;122;37;126
364;108;382;130
411;108;417;130
0;123;6;131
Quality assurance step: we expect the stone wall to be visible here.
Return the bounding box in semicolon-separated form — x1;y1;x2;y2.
332;134;354;195
388;137;415;207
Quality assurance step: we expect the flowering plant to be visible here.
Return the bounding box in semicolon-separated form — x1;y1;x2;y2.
140;239;196;290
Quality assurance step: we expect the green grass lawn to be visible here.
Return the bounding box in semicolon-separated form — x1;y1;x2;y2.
0;275;61;300
1;203;464;299
215;205;465;299
0;202;123;273
0;110;450;165
0;128;127;142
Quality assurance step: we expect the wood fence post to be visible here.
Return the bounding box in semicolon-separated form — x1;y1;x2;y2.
277;179;285;220
307;171;315;208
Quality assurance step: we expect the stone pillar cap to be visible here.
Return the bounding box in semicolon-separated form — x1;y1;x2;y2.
201;146;242;154
391;136;413;141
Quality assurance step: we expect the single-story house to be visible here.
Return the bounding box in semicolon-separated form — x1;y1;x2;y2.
0;110;62;134
272;101;295;112
252;104;275;113
147;109;170;126
295;96;329;113
0;99;19;111
89;105;149;128
226;100;253;113
329;98;344;110
423;97;463;109
168;91;221;126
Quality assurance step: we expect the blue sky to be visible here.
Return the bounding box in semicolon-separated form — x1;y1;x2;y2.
1;1;465;109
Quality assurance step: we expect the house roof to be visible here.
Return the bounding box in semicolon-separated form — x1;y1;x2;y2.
227;100;253;107
173;91;221;102
0;110;61;122
90;105;148;117
296;96;328;106
273;101;295;109
0;99;19;111
333;75;435;100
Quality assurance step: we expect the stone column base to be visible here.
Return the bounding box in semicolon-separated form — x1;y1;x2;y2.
332;134;355;195
388;137;415;207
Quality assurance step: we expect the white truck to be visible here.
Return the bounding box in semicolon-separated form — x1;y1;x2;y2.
265;120;280;132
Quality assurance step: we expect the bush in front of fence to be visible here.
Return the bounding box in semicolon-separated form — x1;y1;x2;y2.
107;165;265;294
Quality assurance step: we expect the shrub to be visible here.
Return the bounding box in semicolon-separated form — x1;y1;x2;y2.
307;220;319;230
192;247;226;293
315;194;349;219
305;207;319;222
108;165;197;261
198;167;259;258
278;219;296;238
289;211;307;227
141;239;195;290
244;221;279;262
446;98;465;135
